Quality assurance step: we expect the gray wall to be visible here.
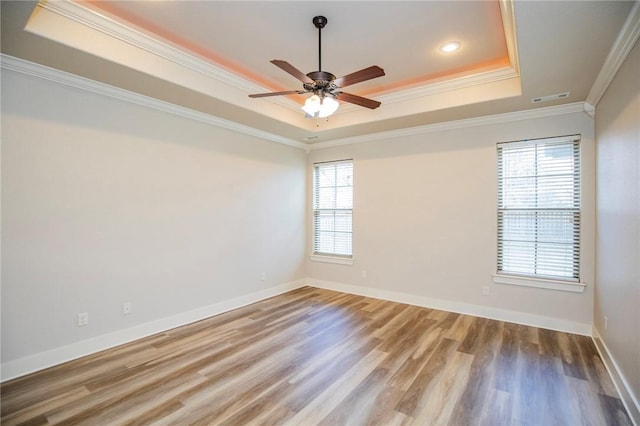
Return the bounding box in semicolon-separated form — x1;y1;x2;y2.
594;39;640;415
307;112;596;332
1;69;307;369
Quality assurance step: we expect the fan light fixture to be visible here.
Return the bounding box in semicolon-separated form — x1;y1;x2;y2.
248;16;385;117
302;94;339;118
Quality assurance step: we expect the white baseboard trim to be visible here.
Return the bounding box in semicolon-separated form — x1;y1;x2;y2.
592;327;640;425
1;280;306;382
307;278;592;336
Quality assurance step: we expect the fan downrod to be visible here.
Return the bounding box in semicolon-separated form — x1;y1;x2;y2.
313;16;328;72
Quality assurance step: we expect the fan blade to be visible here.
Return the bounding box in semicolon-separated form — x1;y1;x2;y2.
271;60;315;84
336;92;381;109
333;65;385;88
249;90;306;98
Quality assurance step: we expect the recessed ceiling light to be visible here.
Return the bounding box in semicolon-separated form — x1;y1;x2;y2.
439;41;461;53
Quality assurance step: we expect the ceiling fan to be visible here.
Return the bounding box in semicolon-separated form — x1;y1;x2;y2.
249;16;385;118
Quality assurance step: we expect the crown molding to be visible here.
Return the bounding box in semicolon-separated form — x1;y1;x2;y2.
37;0;299;113
40;1;253;92
307;102;588;150
1;55;588;151
499;0;520;75
1;54;307;150
376;67;518;106
586;1;640;107
326;66;518;118
584;102;596;119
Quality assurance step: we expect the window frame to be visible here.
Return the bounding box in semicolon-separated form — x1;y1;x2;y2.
493;135;585;293
310;159;354;265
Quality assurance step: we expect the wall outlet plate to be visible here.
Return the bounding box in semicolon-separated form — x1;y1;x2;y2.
78;312;89;326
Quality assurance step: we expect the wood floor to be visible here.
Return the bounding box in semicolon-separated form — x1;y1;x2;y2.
1;287;632;426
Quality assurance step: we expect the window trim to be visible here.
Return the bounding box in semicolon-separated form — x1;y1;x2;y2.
311;159;354;263
310;254;354;265
495;135;584;292
492;274;586;293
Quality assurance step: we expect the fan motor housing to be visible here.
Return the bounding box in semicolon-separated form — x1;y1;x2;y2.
307;71;336;84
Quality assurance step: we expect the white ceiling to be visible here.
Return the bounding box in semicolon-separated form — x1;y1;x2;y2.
1;1;638;146
87;1;510;95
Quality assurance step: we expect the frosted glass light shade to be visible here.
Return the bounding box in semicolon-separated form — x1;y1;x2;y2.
301;94;339;118
301;95;321;115
318;96;339;118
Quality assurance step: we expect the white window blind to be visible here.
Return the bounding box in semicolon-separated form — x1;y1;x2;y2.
313;160;353;257
497;136;581;281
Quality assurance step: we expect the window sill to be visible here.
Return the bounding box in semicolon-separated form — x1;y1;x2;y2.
310;255;354;265
493;274;586;293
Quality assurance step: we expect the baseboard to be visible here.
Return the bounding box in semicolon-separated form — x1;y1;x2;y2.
307;278;593;336
1;280;306;382
592;327;640;425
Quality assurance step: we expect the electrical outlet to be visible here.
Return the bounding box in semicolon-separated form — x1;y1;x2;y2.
123;302;132;314
483;286;490;296
261;272;266;281
78;312;89;327
361;270;367;278
604;315;608;330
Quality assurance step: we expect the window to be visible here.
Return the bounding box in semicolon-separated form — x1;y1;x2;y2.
496;135;581;284
312;160;353;261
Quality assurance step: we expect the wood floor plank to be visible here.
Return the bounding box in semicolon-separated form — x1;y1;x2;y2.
599;393;635;426
443;311;476;341
592;352;621;398
385;325;444;391
285;349;388;425
0;386;91;426
212;376;297;425
126;400;185;426
285;335;383;413
567;375;610;426
512;340;542;426
165;345;303;425
493;321;519;393
411;350;474;425
71;373;207;426
0;287;632;426
478;388;513;426
558;331;590;380
394;337;459;416
317;366;389;426
538;353;574;425
448;318;502;425
192;353;303;424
